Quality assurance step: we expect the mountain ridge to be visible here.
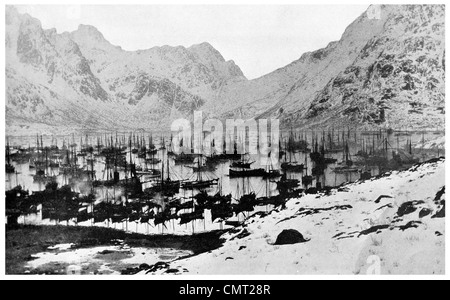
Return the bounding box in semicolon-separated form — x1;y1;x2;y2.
5;5;445;135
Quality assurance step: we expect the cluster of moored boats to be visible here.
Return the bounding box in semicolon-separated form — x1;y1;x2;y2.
5;129;430;231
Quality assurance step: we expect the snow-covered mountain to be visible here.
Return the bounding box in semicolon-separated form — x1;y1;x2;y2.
69;24;245;108
5;6;245;134
5;5;445;135
218;5;445;131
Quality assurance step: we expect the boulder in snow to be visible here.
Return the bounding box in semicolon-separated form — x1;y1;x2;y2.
397;200;424;217
274;229;308;245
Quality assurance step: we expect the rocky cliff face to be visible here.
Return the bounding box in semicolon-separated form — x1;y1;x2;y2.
5;5;445;135
298;5;445;130
218;5;445;131
5;6;245;134
69;24;246;110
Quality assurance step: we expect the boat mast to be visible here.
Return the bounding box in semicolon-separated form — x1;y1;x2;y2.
166;148;170;181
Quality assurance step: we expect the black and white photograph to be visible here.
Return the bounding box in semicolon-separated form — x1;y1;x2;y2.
2;0;446;278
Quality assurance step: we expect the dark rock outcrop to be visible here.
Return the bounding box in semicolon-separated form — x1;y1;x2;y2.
274;229;308;245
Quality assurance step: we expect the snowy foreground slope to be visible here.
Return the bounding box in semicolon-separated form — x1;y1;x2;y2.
143;158;445;275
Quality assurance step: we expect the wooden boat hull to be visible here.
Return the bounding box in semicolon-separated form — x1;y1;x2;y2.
181;179;219;189
229;168;265;178
281;162;304;171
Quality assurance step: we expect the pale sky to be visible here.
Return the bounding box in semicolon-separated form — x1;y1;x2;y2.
15;5;368;79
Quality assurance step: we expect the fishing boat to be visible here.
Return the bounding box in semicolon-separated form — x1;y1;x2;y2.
325;147;344;153
5;138;15;173
206;152;240;163
146;157;161;164
263;169;281;178
28;158;36;169
276;176;300;191
263;151;281;178
145;150;181;194
181;173;219;189
181;178;219;190
280;162;304;172
333;166;360;173
230;152;255;169
394;130;412;137
229;168;266;178
287;134;310;152
324;132;344;153
33;169;57;184
49;159;60;168
190;164;217;172
281;139;304;171
136;168;161;177
147;178;181;193
230;161;253;168
359;170;372;180
301;151;313;186
324;157;338;164
188;156;217;172
181;153;219;189
332;141;359;173
230;163;281;178
173;152;196;164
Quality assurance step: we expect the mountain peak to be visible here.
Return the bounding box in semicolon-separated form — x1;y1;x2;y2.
6;5;444;132
190;42;214;49
74;24;106;42
188;42;225;61
6;6;42;29
70;23;122;54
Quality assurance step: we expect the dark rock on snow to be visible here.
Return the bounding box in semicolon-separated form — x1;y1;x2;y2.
432;201;445;218
274;229;308;245
418;208;432;218
396;200;424;217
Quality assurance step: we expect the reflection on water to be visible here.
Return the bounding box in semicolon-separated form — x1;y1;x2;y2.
5;130;444;235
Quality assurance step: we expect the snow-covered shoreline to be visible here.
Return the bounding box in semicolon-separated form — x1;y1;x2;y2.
141;158;445;275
